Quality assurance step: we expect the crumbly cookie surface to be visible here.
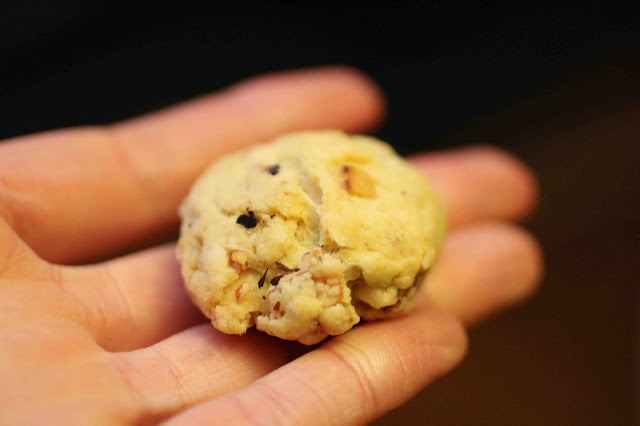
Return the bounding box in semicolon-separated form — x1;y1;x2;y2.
177;130;445;345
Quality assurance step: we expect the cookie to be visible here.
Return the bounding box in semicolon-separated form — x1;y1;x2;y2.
177;130;446;345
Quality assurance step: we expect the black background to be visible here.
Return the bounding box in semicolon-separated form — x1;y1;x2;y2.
1;1;638;152
2;1;639;425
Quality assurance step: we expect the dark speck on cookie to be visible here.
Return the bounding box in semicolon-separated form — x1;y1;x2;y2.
270;275;283;286
266;164;280;175
275;262;299;272
257;269;268;288
237;211;258;229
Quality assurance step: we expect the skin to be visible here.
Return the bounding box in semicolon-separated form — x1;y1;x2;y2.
0;66;543;425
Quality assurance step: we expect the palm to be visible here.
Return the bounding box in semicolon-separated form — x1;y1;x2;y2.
0;67;541;425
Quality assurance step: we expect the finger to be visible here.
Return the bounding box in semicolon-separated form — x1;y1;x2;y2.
60;244;204;352
0;215;43;280
411;145;539;228
0;66;385;264
102;223;541;422
60;219;540;353
162;304;466;426
60;203;539;357
157;224;541;425
54;143;538;347
425;221;544;324
153;223;540;425
109;325;295;424
109;221;539;421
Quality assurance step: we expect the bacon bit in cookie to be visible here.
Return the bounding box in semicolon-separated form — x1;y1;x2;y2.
273;301;281;311
266;164;280;175
270;275;283;286
341;166;352;191
230;260;243;272
235;285;243;302
257;269;268;288
341;164;376;198
275;262;299;272
237;211;257;228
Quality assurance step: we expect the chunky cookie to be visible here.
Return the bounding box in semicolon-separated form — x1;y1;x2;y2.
177;130;445;345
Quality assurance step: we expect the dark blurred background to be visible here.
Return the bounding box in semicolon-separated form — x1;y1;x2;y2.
2;1;638;424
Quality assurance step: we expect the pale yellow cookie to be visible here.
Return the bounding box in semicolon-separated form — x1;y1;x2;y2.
177;130;446;345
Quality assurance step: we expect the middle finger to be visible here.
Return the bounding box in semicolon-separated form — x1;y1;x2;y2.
59;144;538;351
411;145;538;227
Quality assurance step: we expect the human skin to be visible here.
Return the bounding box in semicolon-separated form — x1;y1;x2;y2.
0;66;542;425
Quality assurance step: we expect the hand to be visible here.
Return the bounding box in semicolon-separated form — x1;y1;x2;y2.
0;66;542;425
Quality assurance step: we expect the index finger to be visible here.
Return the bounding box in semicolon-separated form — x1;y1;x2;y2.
0;66;384;264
